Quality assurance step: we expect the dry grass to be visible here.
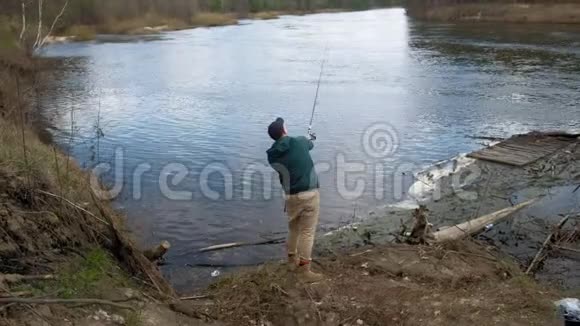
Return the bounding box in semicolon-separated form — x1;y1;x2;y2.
250;11;281;20
98;15;189;35
0;118;90;202
58;12;238;39
191;13;238;27
65;25;97;41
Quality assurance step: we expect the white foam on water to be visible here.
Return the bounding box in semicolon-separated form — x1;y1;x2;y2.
388;153;477;210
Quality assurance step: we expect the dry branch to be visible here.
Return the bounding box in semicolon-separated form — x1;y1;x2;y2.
180;295;210;301
553;245;580;261
35;189;110;226
525;215;571;275
0;298;135;311
198;237;286;253
0;274;55;285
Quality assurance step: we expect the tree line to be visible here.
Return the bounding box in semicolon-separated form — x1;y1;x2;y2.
0;0;400;33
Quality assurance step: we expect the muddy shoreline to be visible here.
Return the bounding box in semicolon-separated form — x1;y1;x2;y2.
320;133;580;288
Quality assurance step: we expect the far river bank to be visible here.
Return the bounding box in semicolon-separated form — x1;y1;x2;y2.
407;2;580;24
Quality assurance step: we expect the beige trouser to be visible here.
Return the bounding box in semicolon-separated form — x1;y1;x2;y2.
286;189;320;263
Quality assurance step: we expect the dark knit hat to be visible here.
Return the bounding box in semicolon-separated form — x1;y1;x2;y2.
268;117;285;140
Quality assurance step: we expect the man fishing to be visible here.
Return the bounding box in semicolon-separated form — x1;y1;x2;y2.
267;118;324;283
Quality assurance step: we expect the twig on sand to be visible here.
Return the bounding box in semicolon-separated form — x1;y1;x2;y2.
350;249;373;257
444;250;497;262
304;287;322;322
180;295;210;301
0;298;135;311
198;237;286;253
0;292;31;298
525;215;571;275
0;274;55;284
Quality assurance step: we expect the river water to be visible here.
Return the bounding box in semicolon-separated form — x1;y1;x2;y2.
40;8;580;289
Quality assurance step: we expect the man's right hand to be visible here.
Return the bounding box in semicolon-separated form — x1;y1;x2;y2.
308;131;317;141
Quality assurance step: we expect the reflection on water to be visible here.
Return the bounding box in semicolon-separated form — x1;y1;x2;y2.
40;9;580;289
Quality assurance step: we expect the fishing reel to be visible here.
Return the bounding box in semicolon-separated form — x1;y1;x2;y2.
308;128;317;141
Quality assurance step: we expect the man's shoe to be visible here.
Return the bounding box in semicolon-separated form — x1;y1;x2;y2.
297;264;324;283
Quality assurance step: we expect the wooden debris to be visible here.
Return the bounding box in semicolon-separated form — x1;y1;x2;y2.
198;237;285;253
433;198;540;243
0;274;55;285
553;245;580;261
406;206;434;244
180;295;210;301
467;133;577;167
0;291;31;298
143;241;171;262
525;215;571;275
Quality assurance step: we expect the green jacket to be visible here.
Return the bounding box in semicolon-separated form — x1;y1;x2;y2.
267;136;319;195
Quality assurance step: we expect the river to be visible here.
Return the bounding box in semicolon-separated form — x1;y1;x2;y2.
40;8;580;290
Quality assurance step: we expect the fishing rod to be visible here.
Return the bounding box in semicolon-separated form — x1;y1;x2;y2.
308;49;328;139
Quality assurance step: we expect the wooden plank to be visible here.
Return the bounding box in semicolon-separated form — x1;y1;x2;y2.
467;135;577;167
473;146;541;164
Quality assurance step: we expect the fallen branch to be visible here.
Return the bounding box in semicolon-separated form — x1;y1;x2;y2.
0;274;55;284
198;237;285;253
0;291;31;298
186;262;262;268
433;198;540;242
0;298;135;311
553;245;580;261
36;190;110;226
525;215;571;275
350;249;373;257
180;295;210;301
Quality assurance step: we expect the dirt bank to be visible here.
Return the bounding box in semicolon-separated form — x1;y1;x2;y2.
0;51;219;326
408;3;580;24
189;241;561;325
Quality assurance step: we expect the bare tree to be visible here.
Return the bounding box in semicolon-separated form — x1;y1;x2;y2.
32;0;43;50
28;0;69;51
19;1;26;44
